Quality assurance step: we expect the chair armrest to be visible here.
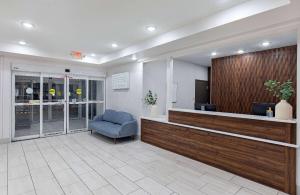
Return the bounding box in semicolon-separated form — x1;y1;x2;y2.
119;120;138;137
93;114;103;121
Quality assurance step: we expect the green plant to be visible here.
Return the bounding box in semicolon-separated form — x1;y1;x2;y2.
264;79;294;101
144;90;158;105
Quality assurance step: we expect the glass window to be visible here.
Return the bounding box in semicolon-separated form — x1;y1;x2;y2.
89;80;104;101
69;104;87;130
88;103;104;120
15;76;40;103
69;79;86;102
15;105;40;137
43;105;64;134
43;77;64;103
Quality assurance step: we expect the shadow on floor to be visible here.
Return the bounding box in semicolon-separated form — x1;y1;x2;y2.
89;131;138;145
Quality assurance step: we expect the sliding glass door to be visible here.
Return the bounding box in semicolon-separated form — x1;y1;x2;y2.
42;75;66;135
88;79;105;120
12;72;105;140
67;77;88;132
14;73;41;139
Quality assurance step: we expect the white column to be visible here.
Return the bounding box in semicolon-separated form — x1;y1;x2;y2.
297;26;300;192
2;57;12;141
0;56;3;140
166;57;174;118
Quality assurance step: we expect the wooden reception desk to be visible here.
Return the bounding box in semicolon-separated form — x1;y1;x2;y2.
141;108;297;195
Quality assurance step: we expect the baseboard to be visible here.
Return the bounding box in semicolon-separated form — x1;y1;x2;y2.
0;138;10;144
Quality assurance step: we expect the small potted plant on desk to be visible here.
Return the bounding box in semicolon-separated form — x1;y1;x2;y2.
145;90;158;117
264;79;295;120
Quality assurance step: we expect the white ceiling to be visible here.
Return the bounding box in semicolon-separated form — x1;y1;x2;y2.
176;32;297;66
0;0;252;63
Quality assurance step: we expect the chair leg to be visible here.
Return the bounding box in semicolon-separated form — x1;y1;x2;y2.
114;138;116;144
90;130;92;134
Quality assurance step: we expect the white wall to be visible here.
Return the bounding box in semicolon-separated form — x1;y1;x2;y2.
173;59;208;109
143;60;167;116
105;60;168;134
0;56;9;143
106;62;143;126
0;55;105;142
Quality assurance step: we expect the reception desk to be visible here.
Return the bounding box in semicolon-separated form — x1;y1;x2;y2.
141;108;297;195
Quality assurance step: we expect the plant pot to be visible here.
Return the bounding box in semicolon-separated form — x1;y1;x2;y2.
150;105;158;117
275;100;293;120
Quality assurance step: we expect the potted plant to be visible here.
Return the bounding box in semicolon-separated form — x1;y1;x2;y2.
264;79;294;120
144;90;158;117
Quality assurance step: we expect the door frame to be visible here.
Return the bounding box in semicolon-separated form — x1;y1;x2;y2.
12;71;42;141
41;73;67;136
12;71;105;141
66;75;88;133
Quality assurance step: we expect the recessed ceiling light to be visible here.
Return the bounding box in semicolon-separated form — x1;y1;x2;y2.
21;21;34;29
262;41;270;47
237;49;244;54
111;43;118;48
211;52;217;56
19;41;27;45
90;53;96;57
131;55;137;61
146;26;156;32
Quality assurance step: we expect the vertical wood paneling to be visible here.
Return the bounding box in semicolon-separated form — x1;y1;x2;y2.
211;45;297;115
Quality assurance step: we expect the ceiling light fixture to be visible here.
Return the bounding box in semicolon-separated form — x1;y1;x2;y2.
146;26;156;32
237;49;244;54
132;55;137;61
21;21;34;29
111;43;118;48
211;52;217;56
19;41;27;45
262;41;270;47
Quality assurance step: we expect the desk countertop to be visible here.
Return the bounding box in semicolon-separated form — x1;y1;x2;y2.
169;108;297;124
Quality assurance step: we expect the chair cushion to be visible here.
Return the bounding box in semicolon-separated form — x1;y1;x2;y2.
102;109;133;125
89;121;121;138
102;109;117;123
113;111;133;125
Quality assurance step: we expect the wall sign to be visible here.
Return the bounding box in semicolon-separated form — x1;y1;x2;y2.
76;88;82;95
49;88;56;96
112;72;130;90
26;88;33;94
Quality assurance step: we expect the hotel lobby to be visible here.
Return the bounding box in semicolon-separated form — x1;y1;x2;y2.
0;0;300;195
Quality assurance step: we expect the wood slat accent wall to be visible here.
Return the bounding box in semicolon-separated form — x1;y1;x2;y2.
141;119;296;195
211;45;297;115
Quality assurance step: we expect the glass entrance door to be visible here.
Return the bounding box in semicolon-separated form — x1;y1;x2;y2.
42;75;66;135
67;77;88;132
13;73;41;139
13;72;105;140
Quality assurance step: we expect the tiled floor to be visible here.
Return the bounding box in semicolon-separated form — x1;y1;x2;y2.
0;132;288;195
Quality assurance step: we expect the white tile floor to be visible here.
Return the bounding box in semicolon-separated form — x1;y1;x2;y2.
0;132;289;195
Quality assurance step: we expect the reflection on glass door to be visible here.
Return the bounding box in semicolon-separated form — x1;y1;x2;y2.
68;78;87;132
88;79;105;120
42;76;66;135
14;75;41;138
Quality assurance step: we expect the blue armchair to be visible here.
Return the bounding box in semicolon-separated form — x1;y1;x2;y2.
89;109;138;143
